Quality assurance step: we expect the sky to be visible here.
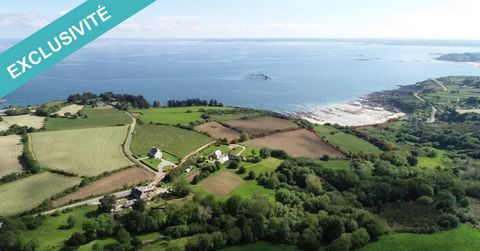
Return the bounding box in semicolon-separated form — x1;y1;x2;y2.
1;0;480;39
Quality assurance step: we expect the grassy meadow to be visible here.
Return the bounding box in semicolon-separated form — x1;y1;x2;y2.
315;125;383;154
131;106;230;125
131;124;212;159
0;172;81;215
30;126;132;176
0;135;24;177
362;225;480;251
46;106;131;130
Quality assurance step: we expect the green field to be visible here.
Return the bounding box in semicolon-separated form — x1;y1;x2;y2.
30;126;133;176
315;125;383;154
0;172;81;215
320;160;351;170
46;107;131;130
131;124;212;159
243;158;282;175
131;106;230;125
362;225;480;251
222;242;299;251
417;148;453;169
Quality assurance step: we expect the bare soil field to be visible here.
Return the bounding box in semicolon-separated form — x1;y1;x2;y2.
195;121;240;141
224;116;298;136
52;168;155;207
243;129;346;159
54;104;84;117
0;135;23;177
200;171;244;197
1;114;45;129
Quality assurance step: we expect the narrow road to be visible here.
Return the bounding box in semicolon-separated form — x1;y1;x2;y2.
177;141;216;167
431;78;448;91
123;112;163;180
427;106;437;123
40;190;132;215
413;92;425;102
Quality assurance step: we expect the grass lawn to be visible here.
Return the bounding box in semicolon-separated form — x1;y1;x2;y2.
362;225;480;251
142;237;190;251
222;241;299;251
23;206;96;250
131;106;230;125
46;106;131;130
319;160;351;170
417;148;453;169
142;158;162;170
0;172;81;215
30;126;133;177
315;125;383;154
242;158;282;176
131;124;212;159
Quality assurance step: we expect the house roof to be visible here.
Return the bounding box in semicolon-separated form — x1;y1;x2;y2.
150;147;161;155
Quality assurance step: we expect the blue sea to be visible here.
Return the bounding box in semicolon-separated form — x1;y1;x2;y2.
2;39;480;112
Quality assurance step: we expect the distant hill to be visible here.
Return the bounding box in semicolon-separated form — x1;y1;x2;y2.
437;52;480;62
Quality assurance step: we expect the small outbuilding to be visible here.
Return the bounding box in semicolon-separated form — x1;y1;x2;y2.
209;150;230;164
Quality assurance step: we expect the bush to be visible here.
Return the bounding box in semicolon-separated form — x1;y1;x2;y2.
466;183;480;199
247;171;256;180
437;213;459;229
416;196;434;205
351;228;370;249
237;166;246;174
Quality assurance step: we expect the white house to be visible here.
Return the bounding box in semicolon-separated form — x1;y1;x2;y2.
209;150;230;164
149;147;163;159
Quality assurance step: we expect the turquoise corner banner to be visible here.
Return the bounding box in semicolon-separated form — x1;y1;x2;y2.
0;0;155;98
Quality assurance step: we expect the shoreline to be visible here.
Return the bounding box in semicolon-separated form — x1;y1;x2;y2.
293;100;405;127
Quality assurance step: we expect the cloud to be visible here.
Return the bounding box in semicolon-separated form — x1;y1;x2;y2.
0;12;52;37
108;15;339;38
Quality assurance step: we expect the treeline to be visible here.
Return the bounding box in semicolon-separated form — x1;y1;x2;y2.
67;92;150;109
167;99;224;108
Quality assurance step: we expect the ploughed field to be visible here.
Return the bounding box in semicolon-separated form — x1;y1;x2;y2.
200;171;244;197
29;126;133;176
243;129;346;159
0;172;81;215
52;167;155;207
224;116;299;136
195;121;240;141
0;135;23;177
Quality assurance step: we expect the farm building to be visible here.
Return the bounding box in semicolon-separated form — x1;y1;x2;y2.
130;185;156;200
209;150;230;164
149;146;163;159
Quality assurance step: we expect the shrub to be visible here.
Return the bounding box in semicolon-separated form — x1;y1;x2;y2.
416;196;434;205
466;183;480;199
237;166;246;174
437;213;459;229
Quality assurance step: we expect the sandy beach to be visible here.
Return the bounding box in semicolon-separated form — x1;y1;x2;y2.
295;101;405;127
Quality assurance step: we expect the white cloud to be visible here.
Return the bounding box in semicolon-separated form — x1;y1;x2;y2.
0;12;52;37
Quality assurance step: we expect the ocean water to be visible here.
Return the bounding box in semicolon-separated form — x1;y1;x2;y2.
2;39;480;112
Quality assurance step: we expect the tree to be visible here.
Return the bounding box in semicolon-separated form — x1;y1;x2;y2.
350;228;370;249
327;234;352;251
320;155;330;161
83;215;115;239
98;195;117;213
259;148;271;159
132;200;146;212
247;171;256;180
237;166;246;174
170;177;191;197
67;215;76;229
239;132;250;142
407;155;418;166
116;227;131;244
65;232;87;248
228;160;239;169
437;213;459;229
305;174;323;195
153;101;161;108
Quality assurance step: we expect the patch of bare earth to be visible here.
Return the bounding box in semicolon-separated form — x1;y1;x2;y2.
0;135;23;177
243;129;345;159
201;171;244;197
195;121;240;141
224;116;298;136
52;168;155;207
